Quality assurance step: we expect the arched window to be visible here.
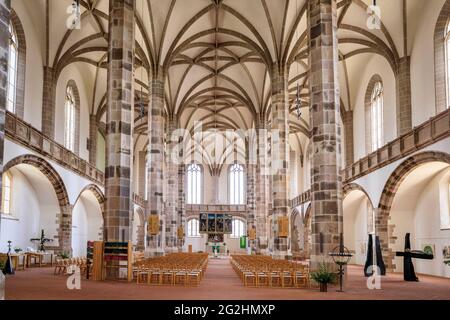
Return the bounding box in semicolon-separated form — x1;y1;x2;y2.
445;20;450;109
370;81;383;151
7;23;18;113
187;163;202;204
64;85;76;152
231;219;245;238
2;172;12;215
187;218;200;237
229;163;244;204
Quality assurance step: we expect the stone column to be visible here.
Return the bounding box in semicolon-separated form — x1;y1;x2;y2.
165;116;178;253
308;0;343;268
396;56;412;136
146;68;165;256
138;151;146;198
270;64;290;259
342;110;354;167
255;116;269;254
104;0;135;245
89;114;98;165
177;164;186;251
42;66;56;138
136;224;145;251
59;205;73;254
246;134;257;254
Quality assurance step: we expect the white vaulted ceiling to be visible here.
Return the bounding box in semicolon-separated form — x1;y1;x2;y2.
26;0;430;170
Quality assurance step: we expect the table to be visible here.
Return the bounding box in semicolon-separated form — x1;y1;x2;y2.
9;253;26;270
25;252;54;267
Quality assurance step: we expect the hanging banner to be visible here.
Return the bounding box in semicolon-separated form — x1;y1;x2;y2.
148;215;160;235
278;216;289;238
248;227;256;240
177;226;185;238
240;236;247;249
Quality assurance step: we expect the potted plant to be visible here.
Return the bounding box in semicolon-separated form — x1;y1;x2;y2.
310;262;336;292
59;251;70;259
14;247;22;254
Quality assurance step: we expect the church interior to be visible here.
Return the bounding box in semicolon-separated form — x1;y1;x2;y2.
1;0;450;300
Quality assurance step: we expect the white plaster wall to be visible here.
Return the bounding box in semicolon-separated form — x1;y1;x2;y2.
0;169;40;252
351;54;397;159
96;131;105;170
412;170;450;278
410;0;446;125
11;0;44;129
343;192;369;265
55;64;93;161
71;193;103;257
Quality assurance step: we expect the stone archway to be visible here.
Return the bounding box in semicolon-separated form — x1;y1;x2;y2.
4;154;72;253
290;208;301;258
72;185;105;256
343;183;374;264
75;184;105;207
377;151;450;270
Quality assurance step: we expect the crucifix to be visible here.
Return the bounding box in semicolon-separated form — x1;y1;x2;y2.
395;233;433;281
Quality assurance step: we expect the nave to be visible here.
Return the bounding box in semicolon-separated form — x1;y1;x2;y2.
5;258;450;300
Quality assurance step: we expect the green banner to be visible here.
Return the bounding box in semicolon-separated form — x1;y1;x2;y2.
240;236;247;249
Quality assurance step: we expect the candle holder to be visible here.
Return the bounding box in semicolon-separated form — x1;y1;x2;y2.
328;234;353;292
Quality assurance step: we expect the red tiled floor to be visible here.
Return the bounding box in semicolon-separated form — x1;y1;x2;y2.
5;257;450;300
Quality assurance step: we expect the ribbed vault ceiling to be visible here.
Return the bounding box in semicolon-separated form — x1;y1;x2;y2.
31;0;427;166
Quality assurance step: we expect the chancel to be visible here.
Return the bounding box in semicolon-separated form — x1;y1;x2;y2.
0;0;450;300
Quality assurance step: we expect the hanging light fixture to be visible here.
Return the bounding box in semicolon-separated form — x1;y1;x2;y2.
295;83;302;119
367;0;381;30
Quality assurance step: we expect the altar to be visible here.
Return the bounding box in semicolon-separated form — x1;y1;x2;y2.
205;242;227;257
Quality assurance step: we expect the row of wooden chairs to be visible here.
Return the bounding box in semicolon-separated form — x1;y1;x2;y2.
54;257;88;275
134;253;208;287
230;255;312;288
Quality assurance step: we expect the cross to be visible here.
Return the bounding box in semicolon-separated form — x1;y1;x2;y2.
395;233;433;281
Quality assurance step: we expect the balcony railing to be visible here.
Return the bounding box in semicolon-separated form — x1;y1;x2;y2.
342;108;450;182
5;111;104;185
290;108;450;208
290;190;311;208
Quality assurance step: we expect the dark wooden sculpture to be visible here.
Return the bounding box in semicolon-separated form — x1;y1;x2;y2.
395;233;433;281
364;234;386;276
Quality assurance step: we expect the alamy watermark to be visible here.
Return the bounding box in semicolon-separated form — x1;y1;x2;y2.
66;265;81;290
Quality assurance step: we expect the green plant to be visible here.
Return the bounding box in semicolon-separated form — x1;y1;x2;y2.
310;262;336;284
59;251;70;259
0;260;5;271
14;247;22;253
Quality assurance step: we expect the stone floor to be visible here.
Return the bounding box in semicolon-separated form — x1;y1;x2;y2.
5;257;450;300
